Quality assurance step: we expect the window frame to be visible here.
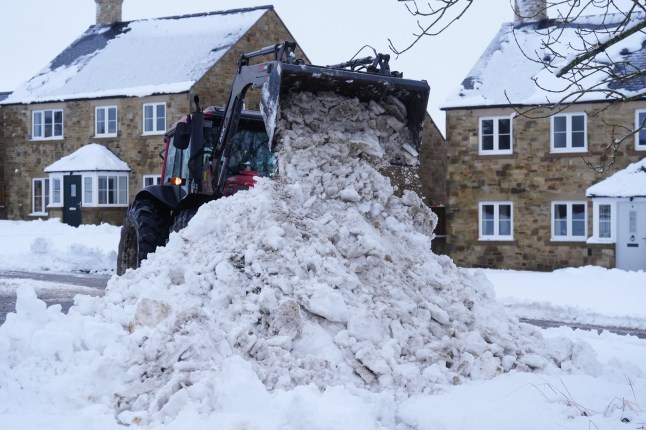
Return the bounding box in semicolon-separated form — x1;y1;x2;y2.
143;102;166;135
478;201;514;241
635;109;646;151
479;116;513;155
32;108;64;140
551;201;588;242
550;112;587;153
588;199;616;243
31;177;50;215
95;105;118;138
81;173;129;207
143;174;161;188
49;175;63;207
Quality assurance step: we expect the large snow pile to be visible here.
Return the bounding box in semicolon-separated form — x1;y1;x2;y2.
0;92;598;427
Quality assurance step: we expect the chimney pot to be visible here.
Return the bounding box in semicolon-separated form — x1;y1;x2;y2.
96;0;124;25
514;0;547;26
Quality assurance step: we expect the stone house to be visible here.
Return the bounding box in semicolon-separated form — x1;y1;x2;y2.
0;2;307;225
0;0;446;230
442;0;646;271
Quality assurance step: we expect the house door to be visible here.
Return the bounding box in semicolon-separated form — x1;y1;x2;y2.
63;175;82;227
616;201;646;271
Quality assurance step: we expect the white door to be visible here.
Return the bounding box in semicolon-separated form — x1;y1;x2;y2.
616;202;646;271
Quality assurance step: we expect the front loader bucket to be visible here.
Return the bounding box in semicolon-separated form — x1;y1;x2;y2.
261;62;430;153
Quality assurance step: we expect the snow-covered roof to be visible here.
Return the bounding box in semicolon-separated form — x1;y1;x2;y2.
1;6;271;105
44;143;131;173
586;157;646;198
443;12;646;110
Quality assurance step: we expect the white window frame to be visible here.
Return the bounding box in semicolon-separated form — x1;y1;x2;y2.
551;201;588;241
478;201;514;241
95;105;118;137
32;108;64;140
550;112;587;153
143;174;161;188
479;116;513;155
81;173;129;207
48;175;63;207
588;199;616;244
31;178;50;215
143;102;166;135
635;109;646;151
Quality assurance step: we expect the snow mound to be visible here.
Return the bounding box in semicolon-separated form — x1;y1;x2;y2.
0;92;594;427
107;92;559;413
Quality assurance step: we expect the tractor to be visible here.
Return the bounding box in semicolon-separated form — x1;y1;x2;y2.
116;41;429;275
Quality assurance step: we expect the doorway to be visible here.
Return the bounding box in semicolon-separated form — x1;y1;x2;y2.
616;201;646;271
63;175;82;227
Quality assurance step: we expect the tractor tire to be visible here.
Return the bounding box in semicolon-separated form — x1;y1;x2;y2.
116;198;170;275
169;207;198;234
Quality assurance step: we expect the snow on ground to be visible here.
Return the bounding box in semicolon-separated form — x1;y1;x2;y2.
0;219;119;274
0;94;645;428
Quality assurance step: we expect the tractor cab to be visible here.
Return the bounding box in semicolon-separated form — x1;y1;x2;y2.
161;106;275;203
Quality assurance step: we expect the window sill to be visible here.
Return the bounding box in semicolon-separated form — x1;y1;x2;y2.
548;149;588;156
29;212;48;217
550;238;587;244
142;131;165;136
31;137;64;142
587;237;615;245
94;134;118;139
478;238;515;244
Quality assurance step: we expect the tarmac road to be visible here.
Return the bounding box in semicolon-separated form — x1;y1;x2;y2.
0;270;110;323
0;270;644;339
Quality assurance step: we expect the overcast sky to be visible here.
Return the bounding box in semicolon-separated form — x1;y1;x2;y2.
0;0;517;134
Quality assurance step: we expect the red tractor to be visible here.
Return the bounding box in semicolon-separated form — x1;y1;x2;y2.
116;42;429;275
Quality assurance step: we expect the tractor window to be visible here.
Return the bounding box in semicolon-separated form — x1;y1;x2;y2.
227;130;275;177
203;122;275;178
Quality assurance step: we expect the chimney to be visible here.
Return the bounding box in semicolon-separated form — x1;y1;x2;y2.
514;0;547;26
95;0;124;25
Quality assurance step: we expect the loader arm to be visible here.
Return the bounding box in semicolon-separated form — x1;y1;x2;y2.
210;42;298;195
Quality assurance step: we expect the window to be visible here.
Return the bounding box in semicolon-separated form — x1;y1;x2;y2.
32;109;63;139
635;110;646;151
589;200;615;243
479;202;513;240
98;175;128;205
50;176;62;206
479;117;512;154
551;113;586;152
143;102;166;134
96;106;117;137
552;201;587;241
81;174;128;206
143;174;161;187
32;178;49;214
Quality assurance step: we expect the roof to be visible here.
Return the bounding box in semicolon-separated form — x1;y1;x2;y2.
586;158;646;198
44;143;131;173
0;92;10;102
2;6;272;105
443;11;646;110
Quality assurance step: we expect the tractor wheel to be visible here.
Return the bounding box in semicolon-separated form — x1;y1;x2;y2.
169;207;198;234
116;198;170;275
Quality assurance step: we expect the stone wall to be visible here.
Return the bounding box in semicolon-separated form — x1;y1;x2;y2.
1;93;189;223
445;101;646;270
0;105;6;219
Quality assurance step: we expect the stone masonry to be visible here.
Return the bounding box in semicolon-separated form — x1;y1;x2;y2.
445;101;646;271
